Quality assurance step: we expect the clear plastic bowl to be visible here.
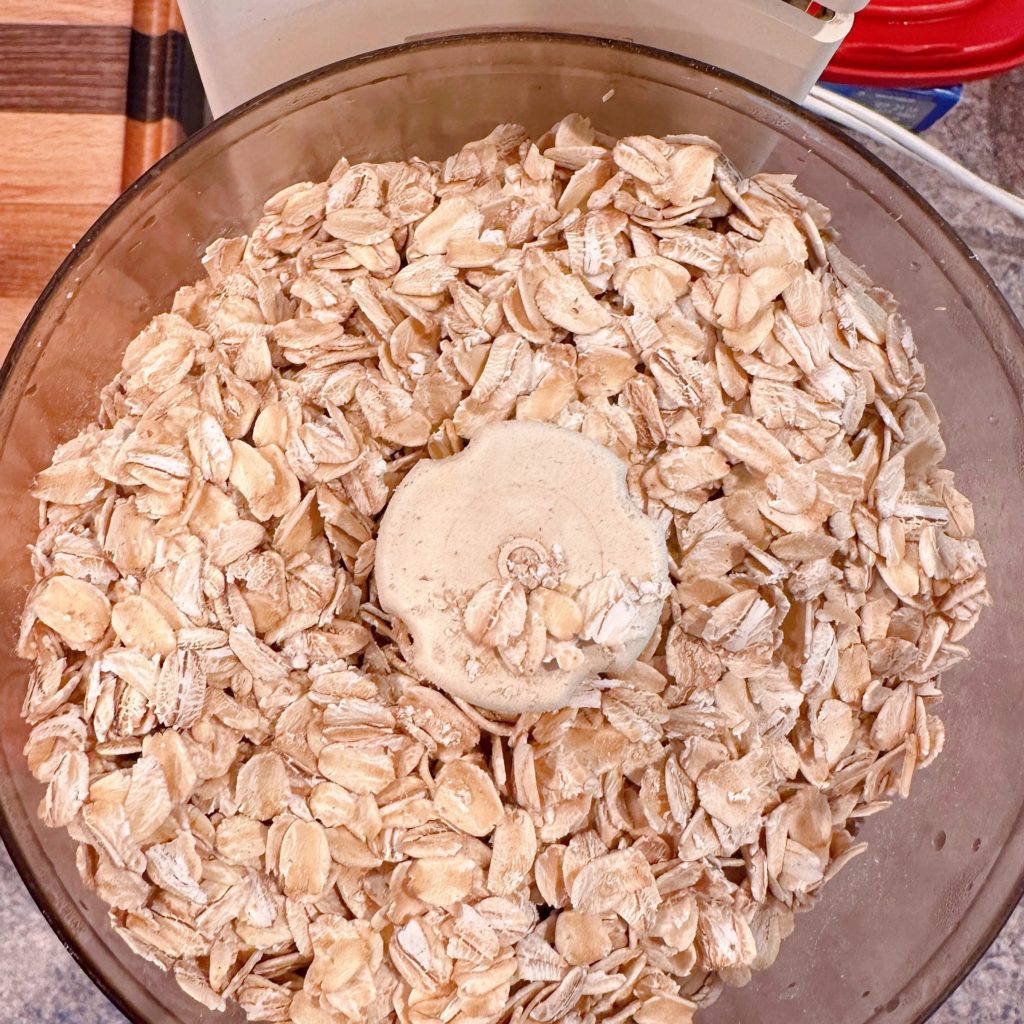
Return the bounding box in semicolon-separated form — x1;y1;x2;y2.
1;32;1022;1024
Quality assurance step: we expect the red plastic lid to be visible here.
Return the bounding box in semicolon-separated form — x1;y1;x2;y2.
824;0;1024;87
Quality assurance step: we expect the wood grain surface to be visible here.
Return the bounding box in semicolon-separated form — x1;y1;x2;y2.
0;24;131;113
2;0;131;25
0;112;127;204
0;0;199;356
123;0;190;183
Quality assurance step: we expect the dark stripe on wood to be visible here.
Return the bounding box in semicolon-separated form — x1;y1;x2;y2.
126;28;186;122
126;28;204;132
0;23;204;128
0;24;130;114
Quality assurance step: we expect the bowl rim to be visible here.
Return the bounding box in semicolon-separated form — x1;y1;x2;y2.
2;28;1022;1024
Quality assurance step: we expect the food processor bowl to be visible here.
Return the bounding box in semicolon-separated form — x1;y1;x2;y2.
1;33;1022;1024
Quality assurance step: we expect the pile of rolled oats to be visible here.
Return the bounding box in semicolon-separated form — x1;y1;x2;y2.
19;115;989;1024
463;567;666;676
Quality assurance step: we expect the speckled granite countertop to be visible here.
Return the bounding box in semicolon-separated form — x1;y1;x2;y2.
1;66;1022;1024
864;66;1024;1023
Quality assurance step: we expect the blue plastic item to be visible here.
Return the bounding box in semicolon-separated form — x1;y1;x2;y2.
818;82;964;133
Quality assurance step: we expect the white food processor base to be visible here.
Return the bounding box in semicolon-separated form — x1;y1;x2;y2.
179;0;869;117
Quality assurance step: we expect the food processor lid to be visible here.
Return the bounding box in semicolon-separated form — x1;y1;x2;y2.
824;0;1024;87
178;0;869;116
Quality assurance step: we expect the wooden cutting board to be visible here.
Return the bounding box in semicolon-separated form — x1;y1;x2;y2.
0;0;201;354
